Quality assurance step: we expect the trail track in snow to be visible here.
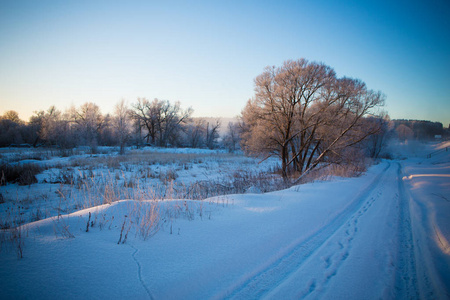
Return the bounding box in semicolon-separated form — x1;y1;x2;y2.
221;162;407;299
395;162;420;299
130;245;154;300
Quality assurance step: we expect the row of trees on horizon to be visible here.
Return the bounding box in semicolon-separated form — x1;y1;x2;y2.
0;100;240;154
1;105;443;151
1;58;447;181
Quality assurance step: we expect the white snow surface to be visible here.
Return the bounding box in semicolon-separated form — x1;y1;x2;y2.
1;142;449;299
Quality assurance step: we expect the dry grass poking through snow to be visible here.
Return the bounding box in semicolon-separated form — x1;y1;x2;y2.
0;147;373;258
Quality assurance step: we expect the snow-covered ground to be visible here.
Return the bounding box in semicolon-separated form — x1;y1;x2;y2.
1;142;449;299
0;147;280;227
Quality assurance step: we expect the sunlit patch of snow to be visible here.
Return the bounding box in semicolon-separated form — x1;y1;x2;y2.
244;206;280;213
404;174;450;179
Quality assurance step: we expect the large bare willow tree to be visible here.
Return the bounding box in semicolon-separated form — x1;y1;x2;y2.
240;59;385;181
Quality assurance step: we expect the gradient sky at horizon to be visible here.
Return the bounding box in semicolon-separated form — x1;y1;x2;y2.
1;0;449;125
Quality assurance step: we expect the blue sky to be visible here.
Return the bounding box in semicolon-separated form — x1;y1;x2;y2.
1;0;449;125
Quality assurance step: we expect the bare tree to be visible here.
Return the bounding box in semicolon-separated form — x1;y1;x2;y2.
205;119;221;149
184;118;206;148
2;110;22;124
113;99;131;154
130;98;158;144
241;59;385;182
29;111;45;146
0;110;66;147
223;122;240;152
364;114;391;159
0;111;24;146
157;100;192;147
70;102;104;153
131;98;193;147
37;106;76;150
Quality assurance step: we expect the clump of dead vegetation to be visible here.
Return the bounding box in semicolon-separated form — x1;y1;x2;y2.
1;163;44;185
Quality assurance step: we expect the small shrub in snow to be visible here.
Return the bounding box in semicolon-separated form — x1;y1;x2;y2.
105;201;164;244
30;207;45;222
117;216;128;244
159;169;178;183
0;207;26;259
15;227;24;259
0;163;43;185
296;159;370;184
86;212;92;232
106;157;121;169
56;168;75;184
52;217;75;239
138;207;160;240
98;214;114;231
6;226;25;259
140;167;157;179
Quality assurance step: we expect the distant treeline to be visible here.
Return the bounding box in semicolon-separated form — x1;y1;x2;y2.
392;119;447;141
0;103;447;155
0;100;240;154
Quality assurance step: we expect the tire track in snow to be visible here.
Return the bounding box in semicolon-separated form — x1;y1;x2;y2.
130;245;154;300
394;162;420;299
395;162;436;299
221;162;392;299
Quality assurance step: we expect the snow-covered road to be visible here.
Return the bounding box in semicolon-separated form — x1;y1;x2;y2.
1;143;449;299
221;161;426;299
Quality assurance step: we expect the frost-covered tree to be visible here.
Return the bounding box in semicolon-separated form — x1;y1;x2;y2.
70;102;104;153
392;119;443;140
184;118;206;148
131;98;193;147
28;111;46;146
113;99;131;154
181;118;222;149
2;110;23;124
0;111;24;146
396;124;414;142
205;119;221;149
223;122;240;152
364;115;392;159
241;59;385;181
37;106;76;149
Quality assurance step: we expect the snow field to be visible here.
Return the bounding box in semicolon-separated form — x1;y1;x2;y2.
1;142;449;299
0;148;280;228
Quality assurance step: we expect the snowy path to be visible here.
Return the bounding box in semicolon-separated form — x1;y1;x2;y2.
219;162;418;299
222;163;394;299
2;144;449;299
396;162;420;299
